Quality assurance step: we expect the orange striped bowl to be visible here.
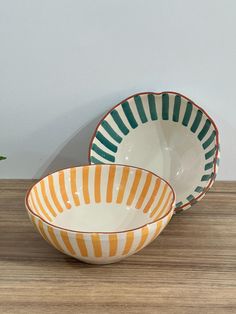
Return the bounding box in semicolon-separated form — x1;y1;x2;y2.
25;165;175;264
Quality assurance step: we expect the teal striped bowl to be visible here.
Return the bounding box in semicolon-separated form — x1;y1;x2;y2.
89;92;220;212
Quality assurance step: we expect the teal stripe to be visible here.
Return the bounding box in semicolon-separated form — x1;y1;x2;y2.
122;102;138;129
96;131;117;153
148;94;158;120
182;102;193;126
90;156;104;164
195;186;204;193
205;161;214;171
187;194;194;202
92;144;115;162
110;109;129;135
198;119;211;141
205;146;216;160
162;94;169;120
134;96;148;123
202;131;216;149
191;110;203;133
101;121;122;143
176;201;183;207
172;95;181;122
201;174;212;181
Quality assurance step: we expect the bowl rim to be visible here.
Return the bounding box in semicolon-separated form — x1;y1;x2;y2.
25;164;176;234
88;91;220;212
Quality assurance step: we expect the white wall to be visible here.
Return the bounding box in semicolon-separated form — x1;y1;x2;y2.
0;0;235;179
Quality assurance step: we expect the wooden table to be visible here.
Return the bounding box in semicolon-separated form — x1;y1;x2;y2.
0;180;235;314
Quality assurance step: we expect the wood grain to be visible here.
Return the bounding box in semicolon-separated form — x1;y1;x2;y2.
0;180;235;314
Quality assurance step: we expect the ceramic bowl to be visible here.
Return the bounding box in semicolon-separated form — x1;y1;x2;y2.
89;92;220;212
25;164;175;264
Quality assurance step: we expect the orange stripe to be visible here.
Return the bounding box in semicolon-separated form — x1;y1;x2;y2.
82;167;90;204
47;226;64;252
106;165;116;203
155;192;172;219
136;173;152;209
150;221;163;241
31;215;43;236
94;165;101;203
122;231;134;255
150;184;168;218
76;233;88;257
109;234;118;257
161;212;173;227
135;226;149;252
40;180;57;217
30;214;37;227
29;194;40;216
91;234;102;257
116;167;130;204
70;168;80;206
126;169;142;206
38;220;49;242
31;215;50;244
59;171;71;209
143;179;161;213
48;175;64;213
33;186;52;222
60;230;76;255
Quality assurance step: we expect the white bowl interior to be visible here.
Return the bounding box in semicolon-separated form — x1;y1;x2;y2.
115;120;204;203
90;93;218;208
53;203;149;232
27;165;174;232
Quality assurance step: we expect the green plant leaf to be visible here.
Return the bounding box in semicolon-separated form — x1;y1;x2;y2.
0;156;6;160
